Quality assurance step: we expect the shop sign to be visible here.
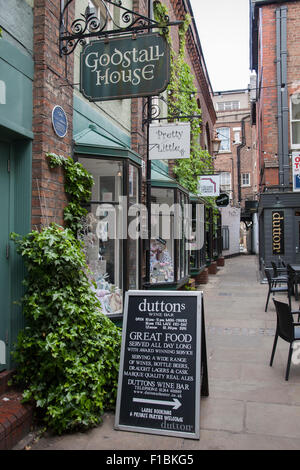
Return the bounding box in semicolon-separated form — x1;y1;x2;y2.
115;291;209;440
292;152;300;192
52;105;68;138
149;123;190;160
0;340;5;365
198;175;220;197
272;210;284;255
216;193;229;207
80;33;170;101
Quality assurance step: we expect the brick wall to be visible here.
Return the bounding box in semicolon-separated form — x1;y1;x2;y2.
32;0;74;229
255;1;300;189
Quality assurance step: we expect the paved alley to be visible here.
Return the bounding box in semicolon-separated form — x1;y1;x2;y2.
24;255;300;451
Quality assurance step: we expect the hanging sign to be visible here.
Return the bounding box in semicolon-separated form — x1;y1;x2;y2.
272;210;284;255
80;33;170;102
52;105;68;138
198;175;220;197
149;123;191;160
216;193;229;207
115;290;209;440
292;152;300;192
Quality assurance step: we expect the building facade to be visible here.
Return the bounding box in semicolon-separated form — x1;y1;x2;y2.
250;0;300;267
0;0;220;376
213;89;258;255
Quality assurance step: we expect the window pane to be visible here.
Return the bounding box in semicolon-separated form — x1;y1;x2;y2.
217;127;230;151
150;188;175;283
128;165;139;289
292;101;300;120
292;122;300;145
78;158;123;201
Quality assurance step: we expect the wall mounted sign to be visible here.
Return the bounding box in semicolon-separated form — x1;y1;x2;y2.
115;290;209;440
272;210;284;255
52;105;68;138
149;123;191;160
198;175;220;197
292;152;300;192
216;193;229;207
80;33;170;102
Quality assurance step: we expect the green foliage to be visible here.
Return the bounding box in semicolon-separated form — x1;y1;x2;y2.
154;4;217;215
10;224;121;434
47;153;94;234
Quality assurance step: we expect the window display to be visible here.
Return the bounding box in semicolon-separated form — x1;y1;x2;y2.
78;157;141;317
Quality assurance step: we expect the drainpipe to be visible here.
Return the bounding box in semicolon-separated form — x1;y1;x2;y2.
276;8;283;186
237;115;250;203
276;6;289;188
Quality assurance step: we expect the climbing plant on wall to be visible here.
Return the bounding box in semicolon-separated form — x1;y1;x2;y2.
153;2;217;213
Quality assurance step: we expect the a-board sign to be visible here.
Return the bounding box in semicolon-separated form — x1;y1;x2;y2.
115;291;208;440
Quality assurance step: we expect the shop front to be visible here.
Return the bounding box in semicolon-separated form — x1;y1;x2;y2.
258;192;300;269
145;164;190;290
74;124;142;320
189;195;207;279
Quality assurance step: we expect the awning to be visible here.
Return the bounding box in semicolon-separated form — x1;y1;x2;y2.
74;124;142;165
151;167;189;194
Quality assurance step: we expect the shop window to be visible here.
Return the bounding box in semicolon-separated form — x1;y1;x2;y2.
149;186;190;286
222;226;230;250
291;94;300;148
217;127;230;152
78;157;141;317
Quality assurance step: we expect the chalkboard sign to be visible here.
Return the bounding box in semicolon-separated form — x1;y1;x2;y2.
115;291;208;440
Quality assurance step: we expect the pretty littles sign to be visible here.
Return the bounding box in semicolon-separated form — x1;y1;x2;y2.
80;33;170;101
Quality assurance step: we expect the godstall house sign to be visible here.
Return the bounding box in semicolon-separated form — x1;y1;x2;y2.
80;33;170;102
149;123;191;160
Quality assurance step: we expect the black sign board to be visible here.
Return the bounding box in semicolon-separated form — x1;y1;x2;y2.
80;33;170;102
216;193;229;207
272;210;284;255
115;291;208;440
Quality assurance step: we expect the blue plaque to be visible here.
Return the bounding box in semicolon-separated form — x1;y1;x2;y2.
52;105;68;138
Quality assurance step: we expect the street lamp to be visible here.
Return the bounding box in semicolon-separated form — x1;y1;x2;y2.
212;135;221;155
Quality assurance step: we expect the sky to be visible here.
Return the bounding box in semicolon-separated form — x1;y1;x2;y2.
189;0;250;92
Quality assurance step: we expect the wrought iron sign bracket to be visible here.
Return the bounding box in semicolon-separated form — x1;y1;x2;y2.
142;94;202;130
59;0;183;56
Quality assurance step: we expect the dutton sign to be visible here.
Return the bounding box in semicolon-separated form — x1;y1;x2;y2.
80;33;170;101
115;291;209;440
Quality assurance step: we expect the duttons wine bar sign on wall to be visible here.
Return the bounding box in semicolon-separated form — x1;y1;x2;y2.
80;33;170;101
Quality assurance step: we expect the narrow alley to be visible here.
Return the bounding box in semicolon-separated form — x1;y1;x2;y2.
23;255;300;451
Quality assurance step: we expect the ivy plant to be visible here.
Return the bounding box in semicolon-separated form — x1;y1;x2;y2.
46;153;94;235
153;3;218;217
11;224;121;434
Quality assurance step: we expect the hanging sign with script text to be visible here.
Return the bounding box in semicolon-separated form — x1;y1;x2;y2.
80;33;170;101
149;123;191;160
272;210;284;255
115;290;209;440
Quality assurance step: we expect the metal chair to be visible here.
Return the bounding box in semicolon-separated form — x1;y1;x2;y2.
271;261;288;286
271;299;300;380
287;264;300;301
264;269;289;312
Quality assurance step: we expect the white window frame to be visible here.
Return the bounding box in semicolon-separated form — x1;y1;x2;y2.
290;93;300;149
220;171;231;190
241;173;251;187
217;101;240;112
217;127;231;152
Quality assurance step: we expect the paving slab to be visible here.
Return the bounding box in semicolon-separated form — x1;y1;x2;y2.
24;255;300;451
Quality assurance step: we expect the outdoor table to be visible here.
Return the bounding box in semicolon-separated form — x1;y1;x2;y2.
289;265;300;300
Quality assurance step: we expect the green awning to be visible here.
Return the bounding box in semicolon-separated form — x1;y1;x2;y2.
151;167;189;194
74;124;142;165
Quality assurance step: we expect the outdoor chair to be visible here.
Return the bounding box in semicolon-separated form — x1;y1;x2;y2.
287;264;300;301
271;261;288;285
264;269;289;312
271;299;300;380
